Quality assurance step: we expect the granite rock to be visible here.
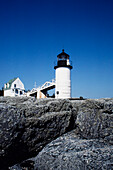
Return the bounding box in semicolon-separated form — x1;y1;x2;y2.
33;130;113;170
75;99;113;143
0;97;76;169
11;130;113;170
0;97;113;169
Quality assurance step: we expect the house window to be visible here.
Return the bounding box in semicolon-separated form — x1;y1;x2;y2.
14;84;16;88
20;91;22;95
15;89;18;94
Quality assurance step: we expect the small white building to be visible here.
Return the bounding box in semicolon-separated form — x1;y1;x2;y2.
4;77;25;97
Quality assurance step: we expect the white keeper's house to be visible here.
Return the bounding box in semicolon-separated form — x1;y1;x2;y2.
4;77;25;97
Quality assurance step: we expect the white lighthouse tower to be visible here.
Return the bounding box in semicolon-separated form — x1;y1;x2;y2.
54;49;73;99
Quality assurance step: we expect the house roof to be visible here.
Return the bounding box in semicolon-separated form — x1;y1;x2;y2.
4;78;17;90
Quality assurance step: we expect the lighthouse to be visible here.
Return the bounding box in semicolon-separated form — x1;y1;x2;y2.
54;49;73;99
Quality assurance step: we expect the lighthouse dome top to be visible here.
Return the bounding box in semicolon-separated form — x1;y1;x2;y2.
57;49;69;59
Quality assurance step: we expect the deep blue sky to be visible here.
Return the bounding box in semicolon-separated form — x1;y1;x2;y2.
0;0;113;98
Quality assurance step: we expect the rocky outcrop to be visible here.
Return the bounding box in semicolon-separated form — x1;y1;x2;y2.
0;97;113;169
0;97;76;169
74;99;113;143
33;131;113;170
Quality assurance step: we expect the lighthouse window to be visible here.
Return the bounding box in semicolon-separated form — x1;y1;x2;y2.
62;55;65;60
56;91;59;95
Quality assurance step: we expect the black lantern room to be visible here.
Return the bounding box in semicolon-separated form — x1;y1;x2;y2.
54;49;72;69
